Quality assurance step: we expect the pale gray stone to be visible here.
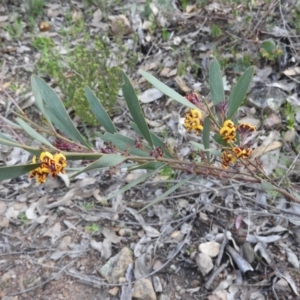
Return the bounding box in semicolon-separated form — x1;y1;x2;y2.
199;242;220;258
99;247;133;284
132;278;157;300
196;252;213;276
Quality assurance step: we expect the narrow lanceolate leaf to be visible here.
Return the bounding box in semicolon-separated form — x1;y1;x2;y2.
70;154;126;178
138;175;195;213
16;117;57;150
1;117;21;129
209;57;225;105
227;66;254;119
121;71;154;148
85;87;117;134
203;117;211;160
0;133;20;144
0;163;39;182
139;70;197;109
31;75;54;131
31;76;91;149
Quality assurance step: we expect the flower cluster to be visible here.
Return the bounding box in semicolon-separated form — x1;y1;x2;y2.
220;151;236;169
184;109;203;134
221;147;253;169
29;152;67;183
219;120;236;143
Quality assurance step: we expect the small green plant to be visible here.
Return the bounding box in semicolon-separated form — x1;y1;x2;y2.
162;28;170;41
81;202;94;211
1;56;298;216
283;102;295;129
5;18;23;40
35;36;124;125
18;212;29;226
32;36;55;52
85;223;100;233
211;24;223;38
260;39;283;61
28;0;45;19
181;0;188;11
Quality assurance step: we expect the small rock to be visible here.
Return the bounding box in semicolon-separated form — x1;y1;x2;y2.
58;236;72;251
284;128;296;143
199;242;220;258
99;247;133;284
119;228;133;237
196;252;213;276
108;286;119;296
1;270;15;283
119;276;127;283
133;278;157;300
263;113;282;130
275;278;291;292
190;279;200;288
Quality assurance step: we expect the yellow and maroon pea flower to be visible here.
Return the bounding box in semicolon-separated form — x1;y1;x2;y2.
29;152;67;183
221;150;236;169
184;108;203;134
232;147;252;159
52;153;67;176
219;120;237;143
237;123;256;135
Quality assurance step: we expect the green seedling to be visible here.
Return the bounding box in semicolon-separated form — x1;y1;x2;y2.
18;212;29;226
260;39;283;61
85;223;100;233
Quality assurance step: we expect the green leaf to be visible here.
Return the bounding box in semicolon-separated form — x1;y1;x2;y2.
209;57;225;105
130;122;173;158
203;117;210;160
213;134;230;147
31;76;91;149
138;175;195;212
15;117;57;150
70;154;126;178
139;70;197;109
121;71;154;148
1;117;21;129
0;163;39;182
31;75;54;131
0;133;19;144
227;66;254;119
97;132;150;157
85;87;117;134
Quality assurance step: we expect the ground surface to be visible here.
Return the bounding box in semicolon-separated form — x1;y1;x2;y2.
1;1;300;300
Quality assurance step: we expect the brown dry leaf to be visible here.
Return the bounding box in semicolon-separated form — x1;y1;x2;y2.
251;141;282;159
109;15;132;36
0;82;11;91
91;8;103;27
175;76;191;93
283;67;300;77
39;21;51;32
